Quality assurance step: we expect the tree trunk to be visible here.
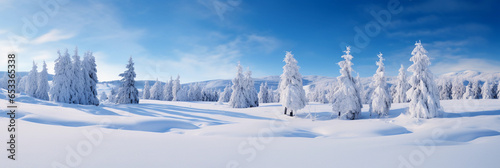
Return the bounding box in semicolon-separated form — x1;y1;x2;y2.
290;110;294;117
284;107;287;115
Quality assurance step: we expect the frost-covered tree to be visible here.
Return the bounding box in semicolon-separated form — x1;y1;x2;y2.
463;82;473;99
50;50;73;103
331;47;363;120
70;48;85;104
245;70;259;107
143;81;151;99
497;83;500;99
438;79;452;100
150;79;163;100
116;57;139;104
108;87;118;103
0;73;8;89
481;81;493;99
258;82;269;103
26;61;38;97
19;76;28;93
36;61;50;100
406;41;441;119
393;64;409;103
218;85;232;103
451;78;465;100
188;83;202;101
172;75;181;101
163;77;173;101
369;53;391;117
100;92;108;102
279;52;306;116
471;80;481;99
229;63;248;108
82;51;99;105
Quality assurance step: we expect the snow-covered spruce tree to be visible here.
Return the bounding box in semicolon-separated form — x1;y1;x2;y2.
150;79;163;100
70;48;85;104
463;82;473;99
438;78;452;100
279;52;307;116
393;65;409;103
188;83;202;101
451;77;465;100
258;82;269;103
406;41;441;119
19;76;28;93
244;70;259;107
0;73;8;89
218;85;232;103
497;83;500;99
50;50;73;103
100;92;108;102
229;63;249;108
116;57;139;104
471;80;481;99
26;61;38;97
331;47;363;120
143;81;151;99
163;77;173;101
481;81;493;99
36;61;50;100
369;53;391;117
108;87;118;103
172;75;181;101
82;51;99;105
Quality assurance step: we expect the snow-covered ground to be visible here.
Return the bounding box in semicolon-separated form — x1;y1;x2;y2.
1;90;500;168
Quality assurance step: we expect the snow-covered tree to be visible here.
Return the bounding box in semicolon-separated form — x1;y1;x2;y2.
108;87;118;103
82;51;99;105
116;57;139;104
438;79;452;100
188;83;202;101
451;78;465;100
369;53;391;117
393;64;409;103
26;61;38;97
218;85;232;103
36;61;50;100
143;81;151;99
471;80;481;99
163;77;173;101
463;82;473;99
150;79;163;100
406;41;441;119
229;63;249;108
172;75;181;101
50;50;73;103
245;70;259;107
19;76;28;93
331;47;363;120
70;48;85;104
0;73;8;89
100;92;108;102
497;83;500;99
279;52;307;116
481;81;493;99
258;82;269;103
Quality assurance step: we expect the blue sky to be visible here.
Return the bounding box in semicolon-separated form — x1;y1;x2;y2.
1;0;499;83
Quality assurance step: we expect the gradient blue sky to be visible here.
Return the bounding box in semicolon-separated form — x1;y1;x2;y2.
1;0;499;83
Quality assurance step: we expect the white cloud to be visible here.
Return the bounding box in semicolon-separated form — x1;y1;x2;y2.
431;58;500;75
31;29;75;44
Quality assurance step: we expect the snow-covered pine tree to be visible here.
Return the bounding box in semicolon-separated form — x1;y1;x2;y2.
244;69;259;107
100;92;108;102
26;61;38;97
36;61;50;100
150;79;163;100
393;65;409;103
331;47;363;120
406;41;441;119
471;80;481;99
163;77;173;101
50;50;73;103
70;48;85;104
229;63;249;108
143;81;151;99
497;83;500;99
369;53;391;117
19;76;28;93
438;79;452;100
463;82;473;99
279;51;306;116
116;57;139;104
82;51;99;105
218;85;232;103
451;78;465;100
172;75;181;101
258;82;269;103
108;87;118;103
481;81;493;99
15;75;22;92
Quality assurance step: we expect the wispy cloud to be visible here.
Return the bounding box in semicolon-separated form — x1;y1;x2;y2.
31;29;75;44
431;58;500;75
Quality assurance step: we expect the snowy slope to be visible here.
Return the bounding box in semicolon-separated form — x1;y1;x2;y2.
1;89;500;167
